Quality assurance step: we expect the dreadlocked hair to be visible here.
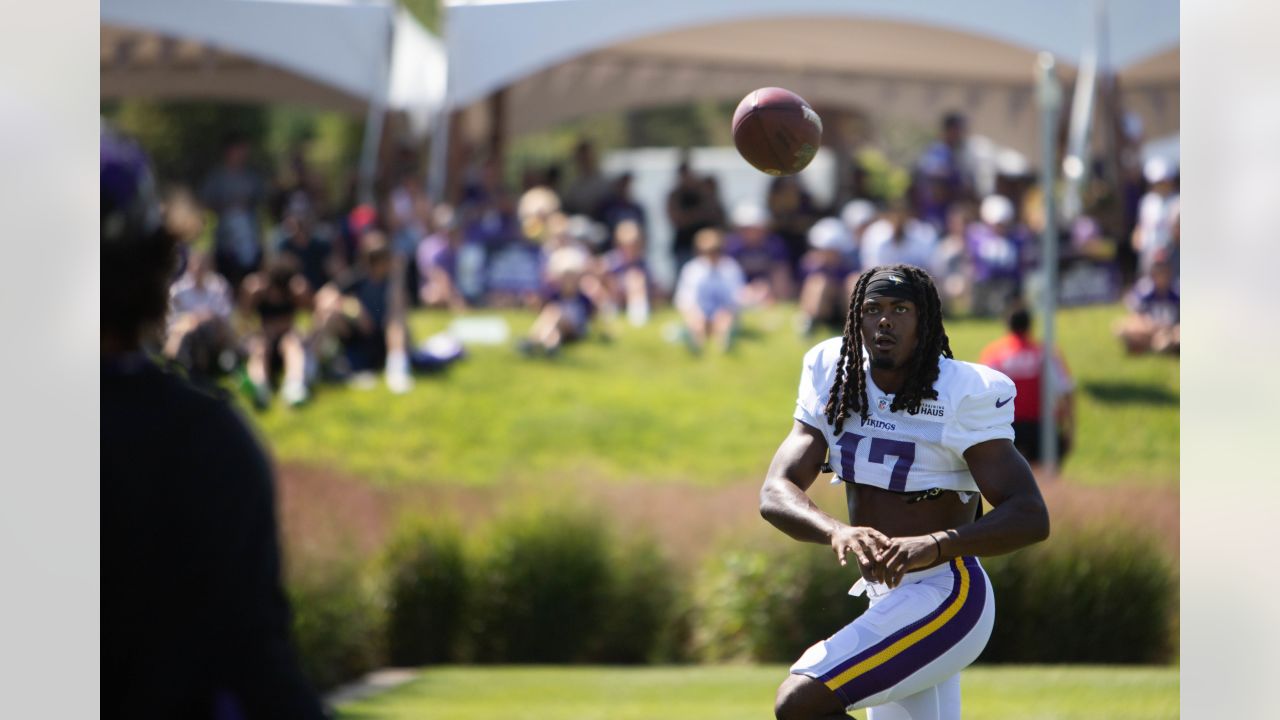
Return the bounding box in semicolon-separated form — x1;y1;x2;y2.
823;264;954;434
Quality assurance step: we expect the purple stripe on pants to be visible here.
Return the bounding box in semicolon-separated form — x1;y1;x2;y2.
835;558;988;707
819;559;966;684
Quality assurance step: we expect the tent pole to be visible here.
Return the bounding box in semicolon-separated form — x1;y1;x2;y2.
1036;53;1062;479
357;11;393;206
426;104;451;203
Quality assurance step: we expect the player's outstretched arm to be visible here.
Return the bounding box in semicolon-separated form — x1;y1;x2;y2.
760;420;890;581
946;438;1051;555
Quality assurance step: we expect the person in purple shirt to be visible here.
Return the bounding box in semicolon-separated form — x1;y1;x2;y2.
595;172;647;247
1115;253;1179;355
911;112;974;232
417;203;468;311
601;220;652;326
966;195;1027;317
725;202;795;305
797;217;860;336
518;246;602;356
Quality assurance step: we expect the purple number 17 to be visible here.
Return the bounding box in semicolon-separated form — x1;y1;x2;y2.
836;433;917;491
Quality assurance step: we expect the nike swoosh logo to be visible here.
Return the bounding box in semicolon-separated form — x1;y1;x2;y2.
995;397;1013;408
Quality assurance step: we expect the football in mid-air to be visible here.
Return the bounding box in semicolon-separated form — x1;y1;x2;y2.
732;87;823;176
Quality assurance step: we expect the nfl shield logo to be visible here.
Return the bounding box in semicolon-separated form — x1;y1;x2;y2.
877;397;890;412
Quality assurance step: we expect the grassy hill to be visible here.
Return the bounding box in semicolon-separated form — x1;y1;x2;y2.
252;303;1177;490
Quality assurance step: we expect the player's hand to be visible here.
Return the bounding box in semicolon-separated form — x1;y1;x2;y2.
830;525;891;583
875;535;941;589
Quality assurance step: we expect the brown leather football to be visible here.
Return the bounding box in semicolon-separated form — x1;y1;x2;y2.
732;87;823;176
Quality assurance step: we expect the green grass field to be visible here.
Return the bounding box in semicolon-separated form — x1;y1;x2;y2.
335;665;1179;719
252;303;1177;489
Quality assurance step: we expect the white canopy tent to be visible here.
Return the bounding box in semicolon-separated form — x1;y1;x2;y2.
101;0;447;198
437;0;1177;180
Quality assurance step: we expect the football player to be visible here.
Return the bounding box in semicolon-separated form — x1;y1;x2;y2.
760;264;1049;720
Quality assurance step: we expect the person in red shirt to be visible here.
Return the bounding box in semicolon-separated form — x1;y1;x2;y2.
978;306;1075;471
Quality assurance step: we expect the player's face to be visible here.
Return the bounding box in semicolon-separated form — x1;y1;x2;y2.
861;295;919;370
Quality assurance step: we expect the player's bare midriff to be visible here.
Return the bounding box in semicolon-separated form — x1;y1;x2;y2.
846;482;979;571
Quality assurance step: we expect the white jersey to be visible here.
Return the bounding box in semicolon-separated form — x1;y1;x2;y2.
794;338;1016;494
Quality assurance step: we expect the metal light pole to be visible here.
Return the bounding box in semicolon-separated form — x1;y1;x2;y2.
1036;53;1062;477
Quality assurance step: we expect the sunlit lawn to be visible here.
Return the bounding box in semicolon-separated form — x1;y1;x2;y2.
251;303;1177;489
335;665;1179;720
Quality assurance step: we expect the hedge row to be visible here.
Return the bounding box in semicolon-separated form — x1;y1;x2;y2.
288;512;1175;690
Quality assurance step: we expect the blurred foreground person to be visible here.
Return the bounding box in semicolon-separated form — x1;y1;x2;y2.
102;127;324;718
761;265;1048;720
979;307;1075;472
674;227;745;354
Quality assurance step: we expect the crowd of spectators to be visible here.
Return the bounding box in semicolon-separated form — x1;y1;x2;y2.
154;111;1178;407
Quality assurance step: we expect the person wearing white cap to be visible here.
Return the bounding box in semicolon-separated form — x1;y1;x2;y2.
725;202;794;305
796;217;859;336
1132;157;1180;277
840;199;878;242
517;245;601;356
967;194;1027;317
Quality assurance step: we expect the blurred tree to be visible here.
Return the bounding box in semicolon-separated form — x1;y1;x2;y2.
102;100;365;208
103;100;269;187
400;0;442;33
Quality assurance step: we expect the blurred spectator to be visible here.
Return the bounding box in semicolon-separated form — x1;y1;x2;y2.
200;132;266;290
767;174;820;266
241;257;311;408
273;192;336;295
563;139;612;220
979;306;1075;470
725;202;794;305
674;227;745;354
701;175;727;228
270;140;327;222
930;204;974;315
839;199;879;253
1131;157;1180;278
164;249;237;383
601;219;652;326
860;201;937;270
967;195;1027;317
595;172;647;244
417;204;468;311
797;217;859;336
1115;253;1180;355
666;159;714;271
518;246;601;356
482;188;543;307
911;111;974;231
387;171;433;298
102;125;324;719
314;231;413;393
336;201;378;272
